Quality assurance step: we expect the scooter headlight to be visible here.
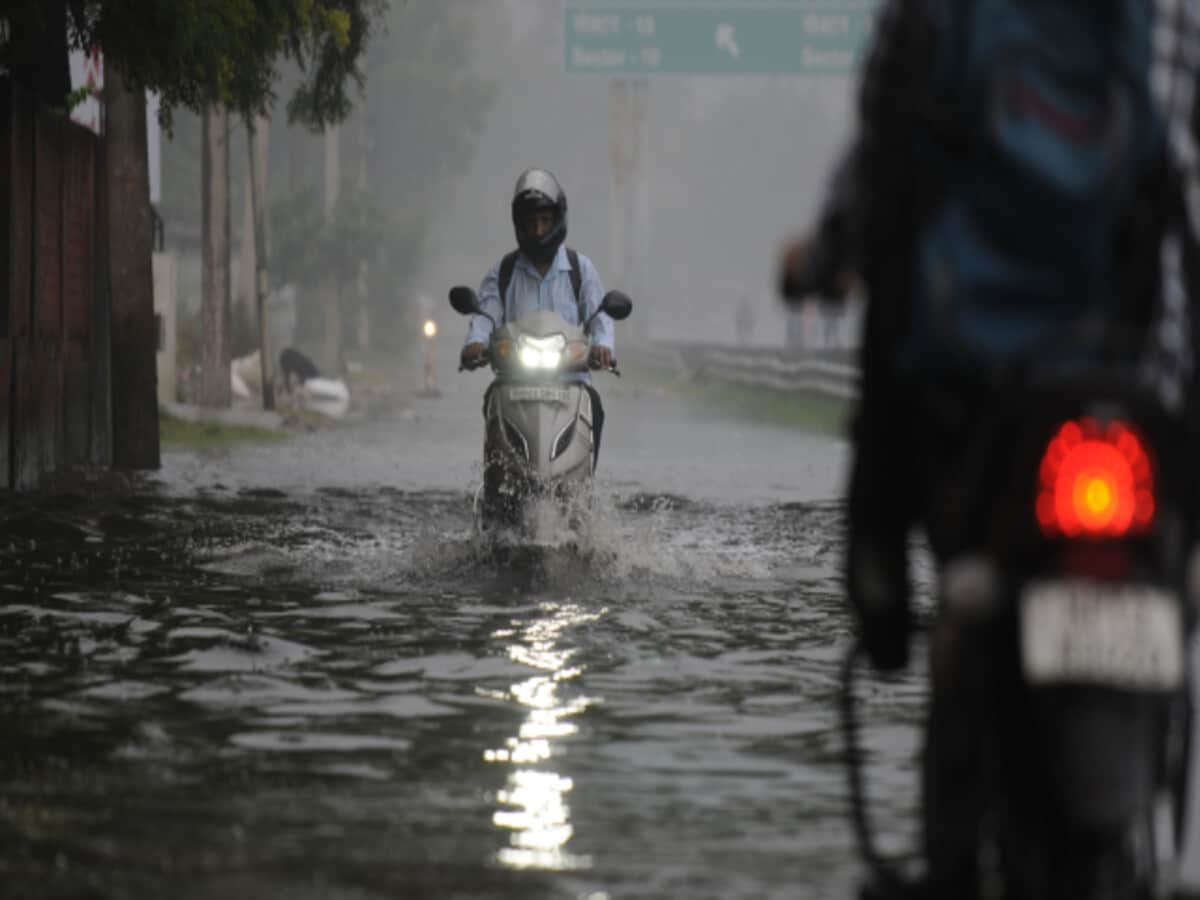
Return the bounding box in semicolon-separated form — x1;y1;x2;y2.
517;334;566;370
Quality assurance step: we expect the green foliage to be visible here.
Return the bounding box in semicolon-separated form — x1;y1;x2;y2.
63;85;92;112
159;409;287;448
269;180;386;288
157;2;498;348
352;0;497;340
3;0;387;128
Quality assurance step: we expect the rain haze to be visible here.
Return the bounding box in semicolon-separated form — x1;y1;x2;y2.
414;0;858;347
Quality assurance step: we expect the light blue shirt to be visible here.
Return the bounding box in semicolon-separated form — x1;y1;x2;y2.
464;245;615;351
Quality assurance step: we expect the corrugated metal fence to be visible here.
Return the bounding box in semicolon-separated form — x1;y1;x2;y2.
1;80;111;490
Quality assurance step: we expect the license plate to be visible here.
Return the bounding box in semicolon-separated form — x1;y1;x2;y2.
1020;580;1183;690
506;386;571;404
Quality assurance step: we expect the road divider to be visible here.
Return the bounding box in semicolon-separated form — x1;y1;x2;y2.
625;342;859;400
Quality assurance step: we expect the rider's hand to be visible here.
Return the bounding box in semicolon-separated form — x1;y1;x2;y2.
461;342;487;370
848;539;911;673
779;235;856;303
590;345;612;370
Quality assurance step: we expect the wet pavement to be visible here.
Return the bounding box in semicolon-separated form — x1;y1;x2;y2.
0;374;961;899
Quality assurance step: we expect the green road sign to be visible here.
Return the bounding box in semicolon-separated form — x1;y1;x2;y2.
564;3;880;76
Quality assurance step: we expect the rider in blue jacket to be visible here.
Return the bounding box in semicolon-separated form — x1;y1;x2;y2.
460;169;616;492
461;169;613;374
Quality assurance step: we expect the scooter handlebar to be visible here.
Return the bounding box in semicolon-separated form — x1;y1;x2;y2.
459;349;491;372
780;233;850;306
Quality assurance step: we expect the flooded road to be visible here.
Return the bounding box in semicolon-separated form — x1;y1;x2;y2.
0;374;934;900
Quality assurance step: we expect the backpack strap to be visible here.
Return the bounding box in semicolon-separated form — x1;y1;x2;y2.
566;248;582;302
499;247;586;324
566;248;585;325
497;250;520;309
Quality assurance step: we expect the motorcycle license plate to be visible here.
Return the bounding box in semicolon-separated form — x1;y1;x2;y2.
1020;580;1183;690
507;386;571;404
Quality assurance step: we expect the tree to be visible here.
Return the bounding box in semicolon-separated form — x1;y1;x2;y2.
324;0;496;347
200;106;232;408
2;0;387;439
105;64;159;466
269;177;386;367
1;0;386;128
238;1;497;359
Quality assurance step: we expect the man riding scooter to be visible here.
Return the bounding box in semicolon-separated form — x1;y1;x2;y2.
460;168;617;521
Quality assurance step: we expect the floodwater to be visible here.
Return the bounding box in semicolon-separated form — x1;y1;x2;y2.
0;369;1001;899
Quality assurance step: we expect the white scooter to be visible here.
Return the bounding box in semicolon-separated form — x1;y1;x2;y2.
449;285;632;545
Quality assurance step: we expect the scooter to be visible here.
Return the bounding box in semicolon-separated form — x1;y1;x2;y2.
448;285;632;545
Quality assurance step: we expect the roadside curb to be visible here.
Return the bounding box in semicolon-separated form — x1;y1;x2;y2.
162;402;286;431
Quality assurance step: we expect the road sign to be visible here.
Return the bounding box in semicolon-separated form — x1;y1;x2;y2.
564;3;880;76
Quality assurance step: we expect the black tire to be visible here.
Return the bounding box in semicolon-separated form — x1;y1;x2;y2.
994;786;1157;899
1167;689;1193;850
1045;826;1152;900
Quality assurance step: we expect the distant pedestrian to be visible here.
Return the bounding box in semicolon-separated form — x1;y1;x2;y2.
734;295;755;346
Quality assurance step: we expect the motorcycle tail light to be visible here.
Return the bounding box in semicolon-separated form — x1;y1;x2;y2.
1035;418;1155;539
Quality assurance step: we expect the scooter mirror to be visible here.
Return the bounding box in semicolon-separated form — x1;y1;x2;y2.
600;290;633;321
449;286;481;316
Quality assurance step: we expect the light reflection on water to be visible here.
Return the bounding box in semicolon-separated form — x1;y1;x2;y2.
486;601;603;871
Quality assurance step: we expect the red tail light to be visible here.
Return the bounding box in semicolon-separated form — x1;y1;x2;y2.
1035;418;1155;539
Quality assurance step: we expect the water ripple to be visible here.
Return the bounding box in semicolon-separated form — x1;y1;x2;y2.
0;485;919;899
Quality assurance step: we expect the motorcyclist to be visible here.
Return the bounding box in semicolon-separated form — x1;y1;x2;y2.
780;0;1194;893
784;0;1191;654
461;169;614;448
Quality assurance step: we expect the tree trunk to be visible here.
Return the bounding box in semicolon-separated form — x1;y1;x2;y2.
324;287;343;379
237;163;255;315
356;111;370;353
247;115;274;409
323;125;342;375
104;65;160;469
201;106;231;407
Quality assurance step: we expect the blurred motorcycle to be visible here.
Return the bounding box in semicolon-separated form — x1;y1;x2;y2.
844;333;1194;899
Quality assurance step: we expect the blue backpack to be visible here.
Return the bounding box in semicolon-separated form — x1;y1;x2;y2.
908;0;1166;368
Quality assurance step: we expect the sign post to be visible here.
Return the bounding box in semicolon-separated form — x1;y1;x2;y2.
564;4;879;78
565;2;879;341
